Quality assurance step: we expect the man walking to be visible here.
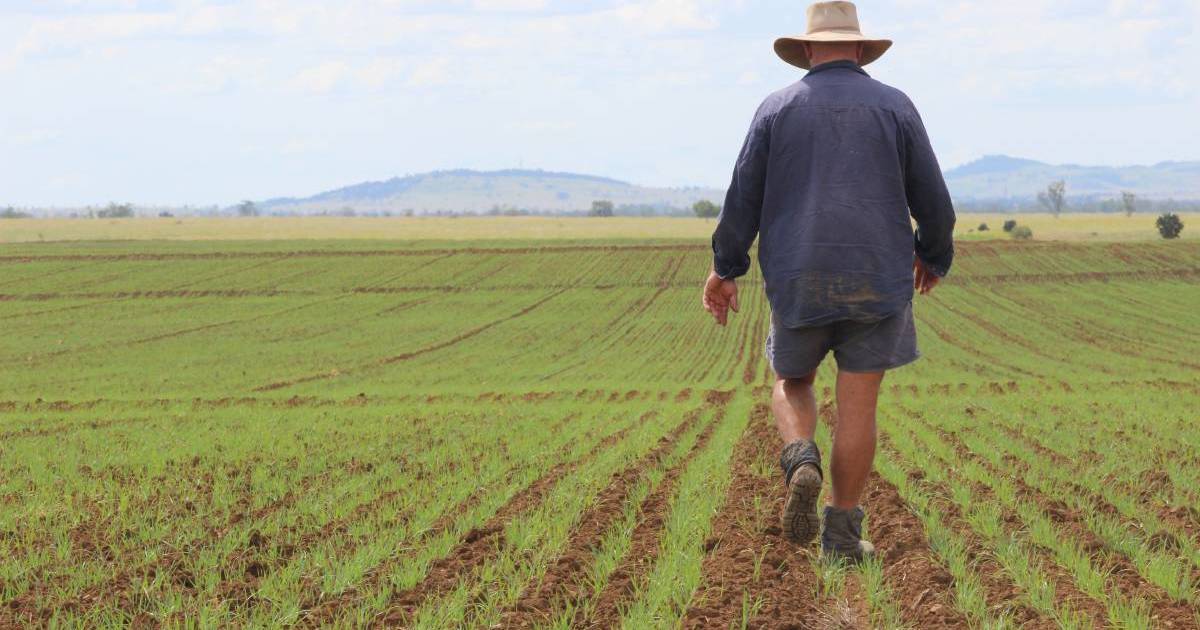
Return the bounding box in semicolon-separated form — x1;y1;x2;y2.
702;1;955;562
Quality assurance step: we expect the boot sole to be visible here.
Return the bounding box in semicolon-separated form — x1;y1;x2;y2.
781;465;821;545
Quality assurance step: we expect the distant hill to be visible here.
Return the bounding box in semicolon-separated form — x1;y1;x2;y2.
257;157;1200;216
261;169;725;215
944;155;1200;201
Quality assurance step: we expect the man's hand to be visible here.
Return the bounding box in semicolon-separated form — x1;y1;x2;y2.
913;258;941;295
702;269;739;326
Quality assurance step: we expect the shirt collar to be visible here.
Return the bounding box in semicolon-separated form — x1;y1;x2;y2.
806;59;869;77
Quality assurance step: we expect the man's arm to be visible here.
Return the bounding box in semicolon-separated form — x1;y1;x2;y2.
712;105;771;280
901;108;956;282
705;104;771;325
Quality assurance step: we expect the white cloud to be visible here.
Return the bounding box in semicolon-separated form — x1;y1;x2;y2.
356;58;409;90
407;57;451;87
472;0;549;10
291;61;350;94
0;0;1195;205
614;0;717;32
7;128;62;148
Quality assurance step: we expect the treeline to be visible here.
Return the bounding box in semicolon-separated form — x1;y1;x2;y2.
955;197;1200;214
6;197;1199;219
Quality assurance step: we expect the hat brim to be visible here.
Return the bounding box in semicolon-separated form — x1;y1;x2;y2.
774;35;892;70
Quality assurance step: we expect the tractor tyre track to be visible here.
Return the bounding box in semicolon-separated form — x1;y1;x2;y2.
255;289;565;392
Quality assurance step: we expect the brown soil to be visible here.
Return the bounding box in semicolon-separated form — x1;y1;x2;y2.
932;426;1199;628
964;268;1200;285
683;402;827;629
810;401;967;628
304;414;649;628
996;422;1200;546
374;297;431;316
876;436;1052;629
579;407;724;629
860;473;970;629
0;394;430;414
18;415;538;621
292;415;628;624
0;415;156;440
496;408;706;628
900;438;1111;626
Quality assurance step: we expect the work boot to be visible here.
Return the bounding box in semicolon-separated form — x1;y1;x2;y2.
821;505;876;564
779;439;822;545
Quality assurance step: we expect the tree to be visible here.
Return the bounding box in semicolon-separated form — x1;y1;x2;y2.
1011;225;1034;241
0;207;32;219
1120;191;1137;217
237;200;259;217
589;200;614;217
97;203;134;218
1156;213;1184;240
1037;180;1066;218
1002;219;1018;233
692;200;720;219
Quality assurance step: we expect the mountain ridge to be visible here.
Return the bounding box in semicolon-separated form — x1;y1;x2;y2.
259;156;1200;215
943;155;1200;201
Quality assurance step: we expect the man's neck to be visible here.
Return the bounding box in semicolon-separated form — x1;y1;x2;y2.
809;56;860;67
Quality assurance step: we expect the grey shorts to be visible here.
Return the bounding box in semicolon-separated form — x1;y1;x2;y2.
765;302;920;378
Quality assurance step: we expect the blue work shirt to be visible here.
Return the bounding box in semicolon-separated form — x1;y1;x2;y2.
712;60;956;328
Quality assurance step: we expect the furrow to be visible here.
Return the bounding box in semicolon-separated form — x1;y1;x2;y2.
683;401;827;628
889;423;1114;627
496;409;702;628
576;395;729;628
930;420;1198;625
300;411;648;627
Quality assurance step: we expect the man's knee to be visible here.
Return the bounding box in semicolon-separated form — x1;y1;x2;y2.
776;371;817;392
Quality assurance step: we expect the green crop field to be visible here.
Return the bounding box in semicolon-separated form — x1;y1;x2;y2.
2;235;1198;629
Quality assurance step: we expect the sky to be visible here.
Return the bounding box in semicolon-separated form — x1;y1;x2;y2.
1;0;1197;207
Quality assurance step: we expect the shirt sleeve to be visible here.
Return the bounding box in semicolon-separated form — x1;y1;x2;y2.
711;103;772;280
901;107;956;277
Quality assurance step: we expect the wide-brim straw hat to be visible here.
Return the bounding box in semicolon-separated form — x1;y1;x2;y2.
774;1;892;70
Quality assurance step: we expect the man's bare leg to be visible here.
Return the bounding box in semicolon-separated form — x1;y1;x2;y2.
830;370;885;510
773;372;817;444
775;372;822;544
